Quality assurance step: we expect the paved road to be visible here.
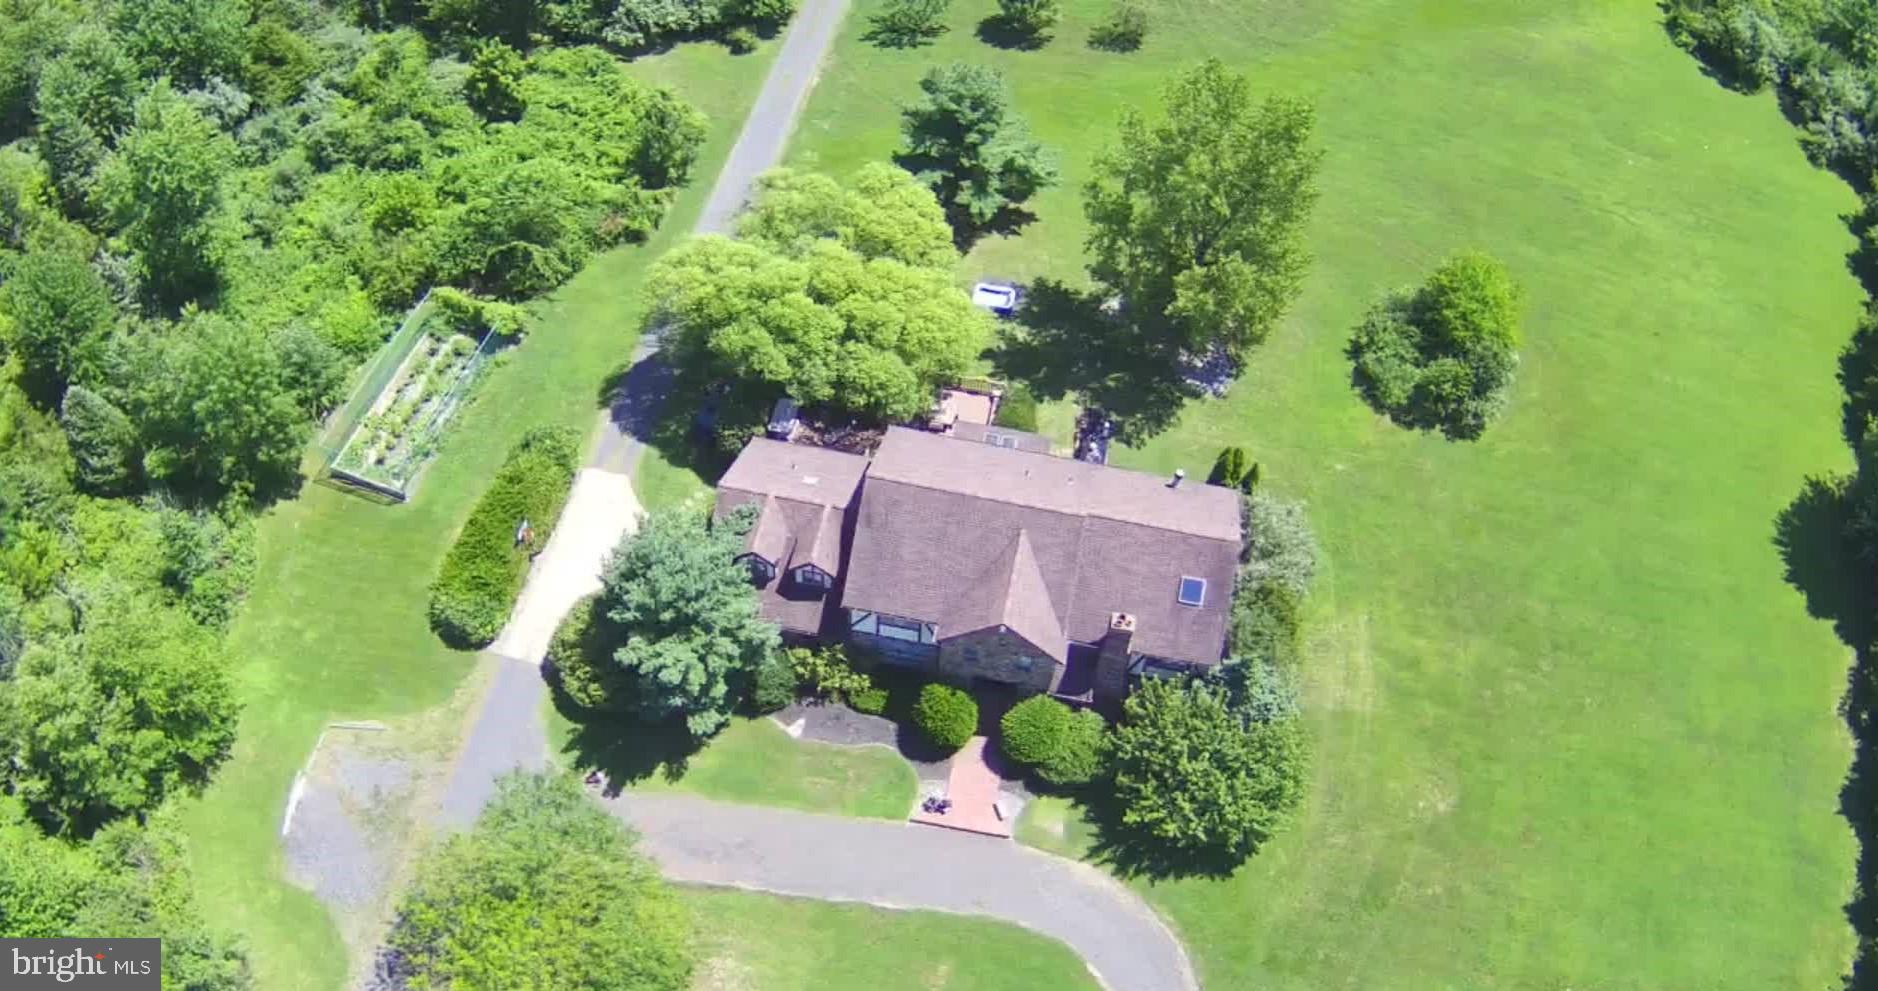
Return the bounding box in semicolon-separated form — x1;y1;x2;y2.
437;654;549;827
589;0;852;475
599;791;1200;991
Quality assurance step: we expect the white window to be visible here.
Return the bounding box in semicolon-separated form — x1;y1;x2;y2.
1177;576;1206;607
795;566;831;589
877;616;924;643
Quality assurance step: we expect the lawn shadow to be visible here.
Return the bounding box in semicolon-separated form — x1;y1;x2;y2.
861;21;947;49
887;152;1042;253
990;278;1197;444
975;15;1048;51
545;666;698;793
598;349;675;450
1771;475;1878;991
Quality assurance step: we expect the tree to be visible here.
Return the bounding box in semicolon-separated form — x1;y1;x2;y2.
0;804;252;988
33;26;138;214
127;315;310;501
112;0;247;87
389;772;693;991
995;0;1060;41
0;579;238;835
465;41;526;121
92;84;235;311
1348;251;1522;439
1040;707;1106;785
1208;446;1249;487
60;386;139;495
1;248;115;405
867;0;949;47
1109;678;1305;863
652;166;991;421
600;507;779;738
898;63;1056;240
1084;59;1320;364
1088;0;1147;52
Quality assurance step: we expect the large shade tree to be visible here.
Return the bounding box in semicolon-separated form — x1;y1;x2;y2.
387;772;692;991
0;578;238;836
1084;58;1320;363
0;246;115;406
1108;678;1306;866
599;506;778;738
651;165;991;421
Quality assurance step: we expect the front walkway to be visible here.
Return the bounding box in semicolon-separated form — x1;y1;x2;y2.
597;790;1200;991
911;737;1018;838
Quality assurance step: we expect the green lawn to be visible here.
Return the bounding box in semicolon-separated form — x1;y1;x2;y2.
177;39;784;991
550;711;918;819
680;888;1099;990
790;1;1864;988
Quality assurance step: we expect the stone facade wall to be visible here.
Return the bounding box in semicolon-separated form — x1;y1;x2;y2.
935;627;1055;696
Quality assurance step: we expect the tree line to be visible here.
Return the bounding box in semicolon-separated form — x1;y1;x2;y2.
0;0;721;976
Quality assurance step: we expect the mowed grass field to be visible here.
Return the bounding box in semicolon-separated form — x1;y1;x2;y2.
681;889;1100;990
788;0;1866;987
175;40;783;991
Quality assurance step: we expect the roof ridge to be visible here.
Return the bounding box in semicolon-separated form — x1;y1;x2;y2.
861;473;1235;541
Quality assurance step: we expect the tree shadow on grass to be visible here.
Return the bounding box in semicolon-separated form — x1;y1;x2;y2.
1771;476;1878;991
545;665;698;793
1054;787;1248;882
975;15;1048;51
990;279;1197;444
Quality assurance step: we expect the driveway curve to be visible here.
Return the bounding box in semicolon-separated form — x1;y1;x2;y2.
597;791;1200;991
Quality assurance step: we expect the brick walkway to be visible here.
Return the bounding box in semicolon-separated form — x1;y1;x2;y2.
911;737;1014;838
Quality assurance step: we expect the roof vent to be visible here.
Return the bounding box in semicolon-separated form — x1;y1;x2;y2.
1177;576;1206;607
802;475;820;485
1169;468;1186;488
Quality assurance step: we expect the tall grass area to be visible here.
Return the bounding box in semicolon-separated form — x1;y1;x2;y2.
175;40;783;991
791;1;1862;987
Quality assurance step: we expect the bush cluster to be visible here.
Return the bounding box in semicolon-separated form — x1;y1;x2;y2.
1348;252;1522;440
428;427;579;647
1088;0;1148;52
747;652;798;713
912;683;977;751
998;695;1105;786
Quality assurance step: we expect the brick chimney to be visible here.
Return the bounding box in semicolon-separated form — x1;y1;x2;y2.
1096;612;1136;704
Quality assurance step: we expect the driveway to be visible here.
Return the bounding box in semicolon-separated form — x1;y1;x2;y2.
488;468;642;664
599;791;1200;991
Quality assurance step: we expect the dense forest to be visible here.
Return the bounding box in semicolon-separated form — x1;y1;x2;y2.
0;0;779;979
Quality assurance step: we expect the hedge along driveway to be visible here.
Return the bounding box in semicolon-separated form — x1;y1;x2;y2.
427;427;581;648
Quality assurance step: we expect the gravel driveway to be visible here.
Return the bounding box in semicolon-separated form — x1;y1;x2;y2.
598;791;1200;991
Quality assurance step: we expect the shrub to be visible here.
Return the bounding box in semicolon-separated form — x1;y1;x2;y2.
1347;252;1522;439
994;384;1039;431
913;683;977;751
547;594;631;711
1229;580;1303;669
428;427;580;647
788;644;874;700
1088;0;1147;52
1241;491;1318;598
867;0;950;47
848;686;889;714
748;652;798;713
723;26;759;53
1208;446;1249;487
1039;708;1106;786
999;695;1071;767
996;0;1060;38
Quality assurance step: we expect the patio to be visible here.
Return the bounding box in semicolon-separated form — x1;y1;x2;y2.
910;736;1022;839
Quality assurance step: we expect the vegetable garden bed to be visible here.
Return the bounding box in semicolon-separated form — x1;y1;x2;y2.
327;294;501;500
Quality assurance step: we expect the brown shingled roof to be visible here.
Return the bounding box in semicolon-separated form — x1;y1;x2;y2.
943;530;1067;663
844;428;1239;666
714;440;869;637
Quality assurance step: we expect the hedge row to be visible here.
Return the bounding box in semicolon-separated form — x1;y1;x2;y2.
429;426;580;647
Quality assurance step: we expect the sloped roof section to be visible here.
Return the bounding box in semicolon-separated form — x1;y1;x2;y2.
845;428;1239;666
714;439;870;636
942;530;1067;663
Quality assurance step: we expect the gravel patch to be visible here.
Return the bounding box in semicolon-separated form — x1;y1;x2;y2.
284;750;413;913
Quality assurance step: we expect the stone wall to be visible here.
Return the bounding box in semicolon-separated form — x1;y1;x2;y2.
935;627;1055;695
